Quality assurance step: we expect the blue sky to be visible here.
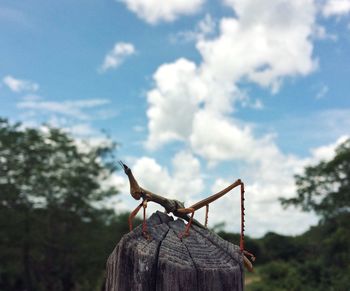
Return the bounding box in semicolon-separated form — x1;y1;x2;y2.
1;0;350;237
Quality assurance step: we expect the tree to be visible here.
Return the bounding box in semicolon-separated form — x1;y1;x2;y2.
281;138;350;219
0;118;121;291
274;138;350;290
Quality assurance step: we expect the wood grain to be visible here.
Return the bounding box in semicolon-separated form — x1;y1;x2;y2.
105;211;243;291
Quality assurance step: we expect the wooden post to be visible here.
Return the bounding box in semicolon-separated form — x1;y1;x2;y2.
105;211;244;291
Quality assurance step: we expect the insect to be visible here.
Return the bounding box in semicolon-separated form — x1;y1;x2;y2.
120;161;255;271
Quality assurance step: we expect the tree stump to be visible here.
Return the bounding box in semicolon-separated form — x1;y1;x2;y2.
105;211;244;291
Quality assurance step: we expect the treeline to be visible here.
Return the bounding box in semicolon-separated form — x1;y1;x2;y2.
0;208;137;290
1;118;349;290
0;119;140;290
220;137;350;290
219;212;350;290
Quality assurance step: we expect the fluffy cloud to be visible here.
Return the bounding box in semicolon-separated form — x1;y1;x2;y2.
3;75;39;93
199;0;317;91
146;0;318;155
183;137;345;236
323;0;350;17
114;152;205;217
137;0;327;236
145;58;205;149
117;136;346;236
203;135;349;236
189;110;279;164
132;151;204;202
99;42;135;72
204;177;318;237
115;0;345;237
309;135;349;163
120;0;204;24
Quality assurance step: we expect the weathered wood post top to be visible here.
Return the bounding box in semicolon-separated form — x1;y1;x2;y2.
105;211;244;291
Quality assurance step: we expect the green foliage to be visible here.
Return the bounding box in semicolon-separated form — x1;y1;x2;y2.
281;138;350;219
259;232;300;263
0;118;138;291
2;118;349;290
0;118;118;210
247;214;350;290
248;138;350;290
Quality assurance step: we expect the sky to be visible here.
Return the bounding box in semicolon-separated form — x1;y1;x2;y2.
1;0;350;237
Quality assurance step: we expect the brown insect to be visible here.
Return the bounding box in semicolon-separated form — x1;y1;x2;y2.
120;161;255;271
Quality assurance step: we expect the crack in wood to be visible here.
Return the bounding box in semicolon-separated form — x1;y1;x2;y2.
105;211;243;291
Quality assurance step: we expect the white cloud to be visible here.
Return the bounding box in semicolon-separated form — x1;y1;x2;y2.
143;0;320;232
136;0;328;236
323;0;350;17
196;14;216;38
309;135;349;163
145;58;205;149
99;42;135;72
199;0;317;91
114;152;205;219
145;0;320;163
312;25;337;41
3;75;39;93
111;0;348;237
170;14;217;43
16;96;117;156
146;0;318;153
187;136;347;237
205;177;318;237
189;110;278;164
17;98;110;120
133;151;204;202
116;136;347;237
120;0;204;24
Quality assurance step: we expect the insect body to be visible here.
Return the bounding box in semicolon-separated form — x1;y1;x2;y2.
120;161;255;271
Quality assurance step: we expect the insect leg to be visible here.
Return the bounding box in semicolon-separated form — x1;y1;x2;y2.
205;204;209;227
142;200;151;240
188;179;256;271
176;207;195;239
128;202;143;231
